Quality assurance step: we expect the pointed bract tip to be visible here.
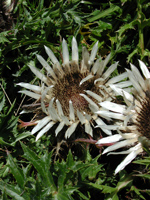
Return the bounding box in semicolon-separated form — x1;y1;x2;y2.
19;110;26;114
72;36;76;42
62;38;66;43
95;41;98;46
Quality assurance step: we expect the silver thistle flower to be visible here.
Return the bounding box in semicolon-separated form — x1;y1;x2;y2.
96;60;150;174
18;37;126;141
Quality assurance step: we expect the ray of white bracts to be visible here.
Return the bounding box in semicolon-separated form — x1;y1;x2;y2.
96;131;143;174
18;37;130;140
96;60;150;174
95;91;143;174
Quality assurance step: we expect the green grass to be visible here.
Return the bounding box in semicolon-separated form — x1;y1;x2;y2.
0;0;150;199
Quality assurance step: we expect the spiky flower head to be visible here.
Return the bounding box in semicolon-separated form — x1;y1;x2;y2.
18;37;126;141
96;60;150;174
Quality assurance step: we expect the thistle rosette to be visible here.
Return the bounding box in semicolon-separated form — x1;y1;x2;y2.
18;37;127;141
96;60;150;174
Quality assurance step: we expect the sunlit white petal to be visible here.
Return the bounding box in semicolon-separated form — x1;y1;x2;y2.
28;64;48;84
41;85;54;113
56;99;64;117
110;84;134;102
95;125;120;130
77;110;86;124
85;123;93;136
96;134;123;144
113;80;132;88
48;98;59;121
36;121;55;141
72;37;78;62
80;93;99;110
103;138;137;154
44;45;59;64
138;59;150;79
81;46;89;70
62;38;69;64
31;116;51;135
17;83;42;93
18;90;40;100
36;54;56;79
130;63;145;90
85;90;102;102
91;58;101;74
103;53;111;68
126;69;145;97
107;72;128;84
55;121;65;136
61;115;70;126
96;110;125;120
102;62;118;79
69;100;75;121
65;122;79;138
79;74;94;86
99;101;126;114
115;146;143;174
95;117;112;135
88;41;98;65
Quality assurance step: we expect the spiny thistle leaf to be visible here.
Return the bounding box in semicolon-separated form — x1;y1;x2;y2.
7;152;24;188
20;142;56;192
0;181;30;200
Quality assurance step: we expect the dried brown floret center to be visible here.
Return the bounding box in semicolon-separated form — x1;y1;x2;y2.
52;71;100;117
136;93;150;140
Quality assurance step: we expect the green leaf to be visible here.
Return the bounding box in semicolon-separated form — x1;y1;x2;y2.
34;178;43;199
0;32;10;44
76;190;89;200
2;189;8;200
7;152;24;188
102;185;117;194
0;137;13;146
66;150;74;169
135;174;150;180
0;162;9;178
116;176;132;192
117;19;138;38
57;173;66;191
0;181;27;200
11;131;32;146
80;155;101;180
55;186;78;200
130;186;145;200
54;193;73;200
88;5;120;22
81;164;101;181
0;100;17;138
0;97;5;112
87;182;116;193
56;161;70;190
107;193;119;200
20;142;56;192
141;18;150;29
127;48;138;62
133;157;150;166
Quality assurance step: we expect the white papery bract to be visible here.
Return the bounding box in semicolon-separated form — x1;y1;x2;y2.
18;37;127;141
96;60;150;174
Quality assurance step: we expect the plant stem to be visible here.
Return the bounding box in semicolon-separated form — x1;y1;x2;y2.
137;0;144;59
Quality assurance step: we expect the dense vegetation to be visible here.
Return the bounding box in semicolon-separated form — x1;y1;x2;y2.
0;0;150;199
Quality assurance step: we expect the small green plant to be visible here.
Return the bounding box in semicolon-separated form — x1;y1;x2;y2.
0;143;103;199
